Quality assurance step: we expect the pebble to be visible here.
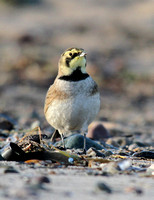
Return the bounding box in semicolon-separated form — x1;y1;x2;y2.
125;186;143;195
26;176;51;190
4;166;19;173
68;157;74;164
117;159;132;171
0;120;14;131
132;151;154;159
54;134;106;150
87;122;110;141
135;141;147;147
96;182;112;194
100;162;119;175
146;164;154;176
128;143;139;151
100;159;132;174
36;176;51;184
87;147;105;157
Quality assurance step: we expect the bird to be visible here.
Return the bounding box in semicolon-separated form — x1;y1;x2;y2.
44;47;100;153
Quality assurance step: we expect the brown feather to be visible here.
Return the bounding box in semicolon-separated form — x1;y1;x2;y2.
44;84;69;114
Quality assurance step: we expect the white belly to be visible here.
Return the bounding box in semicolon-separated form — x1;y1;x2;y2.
46;77;100;134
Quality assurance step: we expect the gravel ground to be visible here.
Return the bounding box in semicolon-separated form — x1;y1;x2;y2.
0;161;153;200
0;1;153;200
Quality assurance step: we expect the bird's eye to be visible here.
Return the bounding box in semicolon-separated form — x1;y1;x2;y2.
71;53;78;59
73;53;77;57
69;53;72;56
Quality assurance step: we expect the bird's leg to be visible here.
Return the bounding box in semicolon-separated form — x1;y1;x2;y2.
83;132;87;154
61;133;65;149
50;129;60;143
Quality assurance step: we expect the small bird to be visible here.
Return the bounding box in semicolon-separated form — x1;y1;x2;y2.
44;47;100;153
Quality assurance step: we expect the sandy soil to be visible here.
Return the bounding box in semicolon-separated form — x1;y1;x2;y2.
0;0;153;200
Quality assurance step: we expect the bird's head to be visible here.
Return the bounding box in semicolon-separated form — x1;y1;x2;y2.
58;47;87;76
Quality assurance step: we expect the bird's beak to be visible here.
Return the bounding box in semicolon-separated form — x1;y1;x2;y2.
80;52;87;57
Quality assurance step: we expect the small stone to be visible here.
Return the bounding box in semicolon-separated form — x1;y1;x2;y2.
0;120;14;131
135;141;147;147
96;182;112;194
132;151;154;159
117;159;132;171
135;188;143;195
37;176;50;184
26;176;51;190
100;162;118;175
125;186;143;195
128;143;139;151
100;159;132;174
146;164;154;176
68;157;74;164
87;122;110;141
4;166;19;173
54;134;106;150
118;151;130;156
87;147;105;157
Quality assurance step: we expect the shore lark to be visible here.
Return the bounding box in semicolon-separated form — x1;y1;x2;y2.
44;47;100;153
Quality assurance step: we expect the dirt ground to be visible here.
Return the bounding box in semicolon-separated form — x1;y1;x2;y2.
0;0;153;199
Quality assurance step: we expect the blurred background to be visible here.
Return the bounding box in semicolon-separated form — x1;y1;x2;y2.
0;0;153;131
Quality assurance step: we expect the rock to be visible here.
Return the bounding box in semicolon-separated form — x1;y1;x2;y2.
87;122;110;141
26;176;51;185
68;157;74;164
146;164;154;176
54;134;106;150
25;176;51;191
132;151;154;159
100;159;132;175
35;176;51;184
96;182;112;194
128;143;139;151
118;151;130;156
87;147;105;157
125;186;143;195
100;162;119;175
134;141;147;147
117;159;132;171
0;120;14;131
4;166;19;173
18;34;36;45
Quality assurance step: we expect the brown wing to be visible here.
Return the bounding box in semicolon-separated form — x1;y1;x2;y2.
44;84;69;114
